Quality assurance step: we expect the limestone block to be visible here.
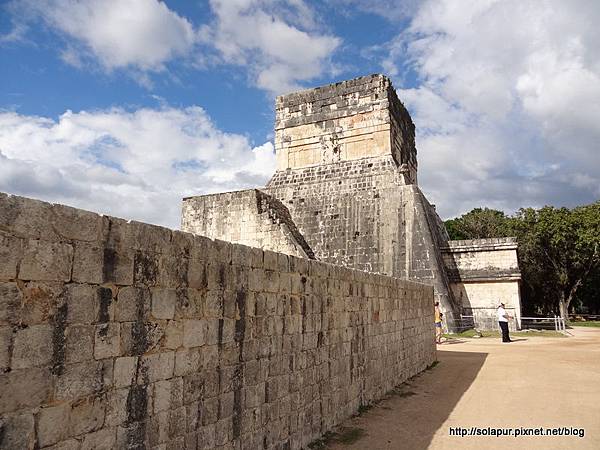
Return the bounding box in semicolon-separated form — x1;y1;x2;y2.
133;251;159;287
140;351;175;383
65;325;94;364
152;380;172;412
205;319;220;346
115;286;151;322
183;319;205;348
94;323;121;359
204;291;223;318
69;394;106;436
0;233;22;280
81;427;117;450
164;320;183;349
72;242;104;284
129;221;172;253
11;323;53;369
114;356;137;388
51;204;102;242
104;388;130;427
19;240;73;282
0;193;58;240
120;320;164;356
168;405;186;439
101;247;134;285
187;259;207;289
37;403;70;447
0;282;21;326
175;288;203;319
0;413;35;450
174;348;202;377
54;361;104;401
65;284;97;324
0;367;52;413
19;281;64;326
152;288;177;320
0;326;12;370
43;439;80;450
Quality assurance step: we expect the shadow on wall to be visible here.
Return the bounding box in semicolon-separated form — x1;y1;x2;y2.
327;350;488;450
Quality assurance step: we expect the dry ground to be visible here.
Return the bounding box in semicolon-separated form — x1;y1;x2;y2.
325;327;600;450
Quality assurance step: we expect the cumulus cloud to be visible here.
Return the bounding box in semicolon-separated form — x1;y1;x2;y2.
8;0;341;93
0;107;275;228
204;0;341;94
386;0;600;218
17;0;196;71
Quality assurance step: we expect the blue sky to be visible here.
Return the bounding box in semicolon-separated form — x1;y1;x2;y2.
1;0;599;228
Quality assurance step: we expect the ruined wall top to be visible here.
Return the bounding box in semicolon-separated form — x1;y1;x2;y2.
273;74;417;183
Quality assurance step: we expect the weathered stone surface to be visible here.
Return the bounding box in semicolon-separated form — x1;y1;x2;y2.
19;240;73;281
20;281;64;325
0;282;21;326
0;193;58;240
37;403;70;447
0;413;35;450
0;368;52;413
54;361;104;401
113;356;137;388
52;204;103;242
65;325;95;364
72;242;104;284
115;286;150;322
0;232;22;280
152;288;177;320
81;427;117;450
0;326;12;370
182;319;205;348
11;323;54;369
94;323;121;359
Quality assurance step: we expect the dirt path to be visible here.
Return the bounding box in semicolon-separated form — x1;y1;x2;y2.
326;327;600;450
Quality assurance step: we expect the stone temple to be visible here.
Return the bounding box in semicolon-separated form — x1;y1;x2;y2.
181;74;522;331
0;74;523;450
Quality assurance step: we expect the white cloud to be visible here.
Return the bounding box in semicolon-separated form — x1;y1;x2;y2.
387;0;600;218
204;0;341;94
0;107;275;228
21;0;196;71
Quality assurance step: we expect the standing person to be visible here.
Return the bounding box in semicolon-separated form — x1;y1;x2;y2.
434;302;443;344
497;302;512;342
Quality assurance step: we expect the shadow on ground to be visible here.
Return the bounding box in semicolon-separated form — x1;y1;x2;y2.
325;350;488;450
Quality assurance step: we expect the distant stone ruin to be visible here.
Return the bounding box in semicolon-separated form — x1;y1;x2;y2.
182;74;522;331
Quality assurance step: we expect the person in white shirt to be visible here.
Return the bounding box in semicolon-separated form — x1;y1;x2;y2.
497;302;512;342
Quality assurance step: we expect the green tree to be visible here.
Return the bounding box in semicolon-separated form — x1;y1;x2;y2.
444;208;512;240
445;202;600;320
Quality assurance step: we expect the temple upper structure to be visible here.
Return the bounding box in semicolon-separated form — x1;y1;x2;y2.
274;74;417;184
181;74;522;331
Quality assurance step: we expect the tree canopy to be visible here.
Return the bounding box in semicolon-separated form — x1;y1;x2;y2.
445;202;600;319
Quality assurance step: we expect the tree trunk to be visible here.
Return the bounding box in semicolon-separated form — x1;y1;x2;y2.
559;291;569;322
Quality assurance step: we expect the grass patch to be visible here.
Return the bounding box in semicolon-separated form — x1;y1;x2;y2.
570;321;600;328
336;427;366;445
357;404;372;414
426;360;439;370
444;329;566;339
308;428;365;449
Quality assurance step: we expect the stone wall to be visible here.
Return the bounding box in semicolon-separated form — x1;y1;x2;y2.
181;190;315;260
0;193;436;450
441;238;522;330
